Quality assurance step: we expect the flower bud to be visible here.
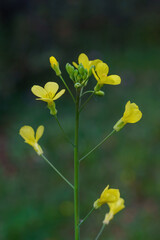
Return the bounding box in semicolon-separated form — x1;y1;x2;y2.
74;69;78;79
78;63;85;76
74;83;81;88
94;90;105;96
49;56;61;76
66;63;74;75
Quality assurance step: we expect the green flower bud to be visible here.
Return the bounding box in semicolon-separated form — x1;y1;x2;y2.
74;69;78;79
76;74;82;82
66;63;74;75
74;83;81;88
95;90;105;96
78;63;85;76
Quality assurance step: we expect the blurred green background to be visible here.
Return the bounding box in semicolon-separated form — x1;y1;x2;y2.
0;0;160;239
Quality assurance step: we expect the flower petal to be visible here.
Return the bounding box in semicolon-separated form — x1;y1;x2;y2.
122;101;142;123
36;97;53;103
36;125;44;142
101;75;121;85
92;68;99;81
78;53;90;70
53;89;65;100
72;62;78;68
90;59;102;67
108;198;125;215
44;82;59;96
31;86;47;98
96;62;109;78
19;126;35;144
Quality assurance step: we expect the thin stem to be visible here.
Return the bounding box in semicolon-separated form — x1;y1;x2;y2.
41;154;74;190
59;75;75;103
79;207;94;226
79;92;95;112
81;90;94;97
74;89;80;240
80;129;116;163
95;224;106;240
54;115;74;147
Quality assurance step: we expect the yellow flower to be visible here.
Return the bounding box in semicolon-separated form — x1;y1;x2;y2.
103;198;125;225
73;53;102;73
49;56;61;76
19;125;44;155
94;185;120;209
31;82;65;115
92;62;121;91
113;101;142;131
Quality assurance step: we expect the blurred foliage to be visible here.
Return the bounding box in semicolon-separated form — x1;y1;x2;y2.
0;0;160;239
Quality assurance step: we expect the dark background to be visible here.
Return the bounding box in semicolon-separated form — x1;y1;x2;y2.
0;0;160;239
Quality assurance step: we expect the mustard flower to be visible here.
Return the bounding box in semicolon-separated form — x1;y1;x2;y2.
103;198;125;225
92;62;121;91
49;56;61;76
72;53;102;76
19;125;44;155
31;82;65;115
113;101;142;131
94;185;120;209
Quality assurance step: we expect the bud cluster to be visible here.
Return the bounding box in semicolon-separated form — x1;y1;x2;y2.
66;63;89;88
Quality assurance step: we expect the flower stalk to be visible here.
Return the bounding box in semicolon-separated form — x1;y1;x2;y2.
74;89;80;239
41;154;74;189
80;129;116;162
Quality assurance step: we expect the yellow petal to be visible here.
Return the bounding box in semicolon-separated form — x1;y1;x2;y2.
101;75;121;85
90;59;102;67
44;82;59;97
108;198;125;215
122;101;142;123
78;53;90;70
31;85;47;98
53;89;65;100
96;62;109;78
19;126;35;145
103;212;114;225
36;125;44;142
72;62;78;68
36;97;53;103
50;56;58;67
100;186;120;203
92;68;99;81
123;109;142;123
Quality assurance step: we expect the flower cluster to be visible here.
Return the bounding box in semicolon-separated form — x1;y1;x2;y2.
19;52;142;231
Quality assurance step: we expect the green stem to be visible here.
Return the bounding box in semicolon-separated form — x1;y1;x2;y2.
41;154;74;190
54;115;74;147
74;89;80;240
59;75;75;103
79;92;94;112
80;129;115;163
95;224;106;240
79;207;94;226
81;90;94;97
